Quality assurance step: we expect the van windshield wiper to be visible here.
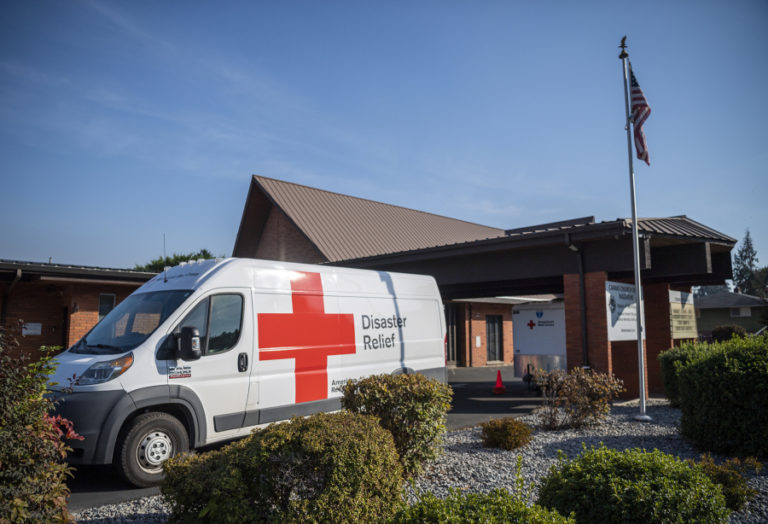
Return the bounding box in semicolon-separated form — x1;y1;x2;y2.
87;343;124;353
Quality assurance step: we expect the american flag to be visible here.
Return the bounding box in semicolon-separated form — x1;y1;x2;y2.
629;64;651;166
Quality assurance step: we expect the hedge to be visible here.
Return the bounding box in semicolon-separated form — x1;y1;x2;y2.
677;334;768;456
537;445;729;523
162;412;404;523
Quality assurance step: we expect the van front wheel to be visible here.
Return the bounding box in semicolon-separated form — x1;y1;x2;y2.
116;412;189;488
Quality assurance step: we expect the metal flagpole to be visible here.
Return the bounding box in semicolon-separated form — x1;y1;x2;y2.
619;37;651;422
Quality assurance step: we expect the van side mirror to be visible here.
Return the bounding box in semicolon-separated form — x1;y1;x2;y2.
178;327;202;361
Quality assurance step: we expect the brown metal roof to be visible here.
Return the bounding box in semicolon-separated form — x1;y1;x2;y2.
628;216;736;243
0;259;156;283
252;175;505;262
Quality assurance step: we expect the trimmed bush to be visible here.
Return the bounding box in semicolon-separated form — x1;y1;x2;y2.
537;445;729;524
393;489;573;523
711;324;747;342
677;333;768;456
533;368;624;429
480;417;532;450
341;373;452;476
162;412;404;523
0;330;81;523
689;454;763;511
657;341;711;407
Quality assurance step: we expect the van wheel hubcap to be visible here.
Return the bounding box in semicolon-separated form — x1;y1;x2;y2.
138;431;173;472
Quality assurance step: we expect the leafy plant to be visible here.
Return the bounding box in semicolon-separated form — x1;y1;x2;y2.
657;341;711;407
162;412;404;523
537;445;729;524
341;373;452;477
0;329;82;523
677;333;768;456
480;417;532;450
533;368;624;429
394;489;573;523
688;454;763;511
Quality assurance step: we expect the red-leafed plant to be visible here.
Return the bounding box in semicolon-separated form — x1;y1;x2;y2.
0;326;82;523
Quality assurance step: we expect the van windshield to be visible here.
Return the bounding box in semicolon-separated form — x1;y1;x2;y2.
71;290;193;355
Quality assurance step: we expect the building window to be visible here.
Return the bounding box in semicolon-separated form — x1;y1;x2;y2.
99;294;116;321
730;307;751;318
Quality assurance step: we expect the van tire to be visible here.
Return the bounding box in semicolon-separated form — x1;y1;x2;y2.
115;412;189;488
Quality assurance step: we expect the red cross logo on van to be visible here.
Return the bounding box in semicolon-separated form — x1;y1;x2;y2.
258;272;356;403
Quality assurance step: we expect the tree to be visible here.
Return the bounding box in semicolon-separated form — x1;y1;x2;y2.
134;249;216;272
750;265;768;299
732;230;759;295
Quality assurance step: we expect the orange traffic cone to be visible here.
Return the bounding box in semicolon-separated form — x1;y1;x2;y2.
492;369;506;395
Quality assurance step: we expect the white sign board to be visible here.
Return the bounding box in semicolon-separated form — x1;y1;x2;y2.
22;322;42;336
512;307;566;356
605;281;645;341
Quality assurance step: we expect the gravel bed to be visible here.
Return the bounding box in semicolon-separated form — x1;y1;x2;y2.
72;400;767;523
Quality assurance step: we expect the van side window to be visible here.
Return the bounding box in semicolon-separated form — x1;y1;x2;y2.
175;294;243;355
208;295;243;354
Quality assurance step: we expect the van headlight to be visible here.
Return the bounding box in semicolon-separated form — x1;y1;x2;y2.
77;353;134;385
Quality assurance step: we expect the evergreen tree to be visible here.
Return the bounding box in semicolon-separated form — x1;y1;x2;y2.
732;230;759;295
134;249;216;272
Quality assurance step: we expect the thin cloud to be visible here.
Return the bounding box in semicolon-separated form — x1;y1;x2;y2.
85;1;175;53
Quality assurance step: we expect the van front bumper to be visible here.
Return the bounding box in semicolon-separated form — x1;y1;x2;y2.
51;389;129;465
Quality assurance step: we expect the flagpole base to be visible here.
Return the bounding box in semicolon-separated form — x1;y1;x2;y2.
634;414;653;422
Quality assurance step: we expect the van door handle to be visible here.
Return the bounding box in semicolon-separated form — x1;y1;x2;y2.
237;353;248;372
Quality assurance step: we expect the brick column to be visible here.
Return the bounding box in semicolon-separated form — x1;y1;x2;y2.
643;282;673;396
563;271;611;374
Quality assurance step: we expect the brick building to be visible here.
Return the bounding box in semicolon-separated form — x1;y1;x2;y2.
0;260;155;360
233;175;736;398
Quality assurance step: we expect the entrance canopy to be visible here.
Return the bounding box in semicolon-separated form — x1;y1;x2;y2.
338;216;735;299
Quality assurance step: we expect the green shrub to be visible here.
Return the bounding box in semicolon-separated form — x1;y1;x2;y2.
537;445;729;524
533;368;624;429
657;341;711;407
711;324;747;342
341;373;452;476
0;330;81;523
162;411;404;523
677;333;768;456
480;417;532;450
688;454;763;511
393;489;573;523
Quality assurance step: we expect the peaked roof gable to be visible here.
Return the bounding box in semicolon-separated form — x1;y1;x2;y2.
234;175;505;263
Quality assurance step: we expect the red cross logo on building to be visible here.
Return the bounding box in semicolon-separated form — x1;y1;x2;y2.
258;272;356;404
527;320;536;330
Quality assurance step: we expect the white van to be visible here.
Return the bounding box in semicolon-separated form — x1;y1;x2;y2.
49;258;446;487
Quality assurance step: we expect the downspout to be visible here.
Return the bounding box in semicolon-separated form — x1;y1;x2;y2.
1;269;21;328
576;248;590;368
566;235;590;368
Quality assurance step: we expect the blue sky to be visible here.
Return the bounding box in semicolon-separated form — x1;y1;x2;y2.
1;1;766;271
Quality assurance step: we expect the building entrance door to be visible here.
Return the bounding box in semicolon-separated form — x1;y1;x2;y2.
486;314;503;362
